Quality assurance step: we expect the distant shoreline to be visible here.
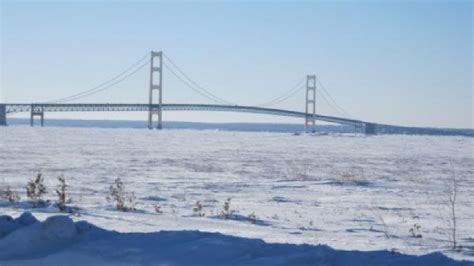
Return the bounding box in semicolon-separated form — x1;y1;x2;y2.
3;118;473;137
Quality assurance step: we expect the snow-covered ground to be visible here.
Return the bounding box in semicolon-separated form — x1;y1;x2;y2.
1;126;473;264
0;213;470;266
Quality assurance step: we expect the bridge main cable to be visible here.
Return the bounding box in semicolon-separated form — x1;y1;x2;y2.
256;77;306;107
163;53;235;105
316;78;352;119
42;53;150;103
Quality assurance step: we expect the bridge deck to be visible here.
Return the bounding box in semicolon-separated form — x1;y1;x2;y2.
3;103;366;127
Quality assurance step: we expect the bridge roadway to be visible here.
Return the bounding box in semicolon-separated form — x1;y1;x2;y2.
1;103;376;133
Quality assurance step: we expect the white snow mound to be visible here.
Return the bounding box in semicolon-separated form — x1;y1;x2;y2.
0;214;76;260
0;213;472;266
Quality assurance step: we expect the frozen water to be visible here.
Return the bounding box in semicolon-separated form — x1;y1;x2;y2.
0;126;473;263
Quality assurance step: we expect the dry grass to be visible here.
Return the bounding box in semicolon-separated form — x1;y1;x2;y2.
106;178;137;212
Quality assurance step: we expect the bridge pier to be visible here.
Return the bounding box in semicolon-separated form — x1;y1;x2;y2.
364;122;377;135
0;104;6;126
30;104;44;127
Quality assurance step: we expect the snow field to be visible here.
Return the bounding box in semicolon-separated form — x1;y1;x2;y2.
0;126;473;263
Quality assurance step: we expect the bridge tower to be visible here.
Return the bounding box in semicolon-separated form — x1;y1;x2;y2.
148;51;163;129
305;75;316;133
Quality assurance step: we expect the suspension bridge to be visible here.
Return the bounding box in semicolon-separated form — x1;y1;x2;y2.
0;51;378;134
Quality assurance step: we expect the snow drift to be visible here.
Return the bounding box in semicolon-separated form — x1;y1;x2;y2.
0;213;471;266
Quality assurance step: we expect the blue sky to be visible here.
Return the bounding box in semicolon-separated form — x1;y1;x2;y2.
1;0;472;128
